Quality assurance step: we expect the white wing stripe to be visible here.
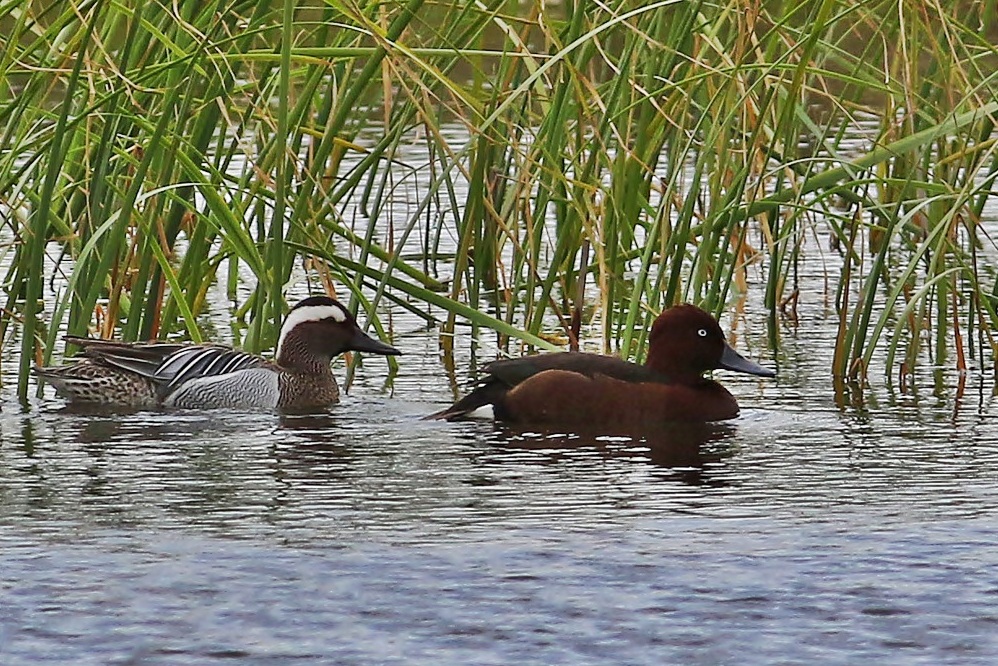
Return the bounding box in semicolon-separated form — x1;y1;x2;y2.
154;347;269;391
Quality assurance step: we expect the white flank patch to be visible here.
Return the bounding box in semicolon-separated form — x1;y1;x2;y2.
277;303;348;356
466;404;495;419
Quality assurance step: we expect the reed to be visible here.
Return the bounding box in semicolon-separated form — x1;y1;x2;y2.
1;0;997;405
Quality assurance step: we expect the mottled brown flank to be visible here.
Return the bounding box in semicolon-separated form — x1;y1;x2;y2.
35;360;159;407
499;370;739;426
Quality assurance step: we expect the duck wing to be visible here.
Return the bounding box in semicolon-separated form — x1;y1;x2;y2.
484;352;667;385
66;336;274;399
152;346;274;397
66;335;192;377
425;352;666;421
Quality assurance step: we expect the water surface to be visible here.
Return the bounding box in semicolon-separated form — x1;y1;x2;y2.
3;317;998;664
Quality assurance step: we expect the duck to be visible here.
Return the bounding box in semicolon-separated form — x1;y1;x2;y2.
426;304;774;427
35;295;401;410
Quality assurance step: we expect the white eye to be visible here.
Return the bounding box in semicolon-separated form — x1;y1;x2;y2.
697;328;708;337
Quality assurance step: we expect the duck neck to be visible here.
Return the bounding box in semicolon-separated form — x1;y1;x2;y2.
645;349;701;383
277;337;332;375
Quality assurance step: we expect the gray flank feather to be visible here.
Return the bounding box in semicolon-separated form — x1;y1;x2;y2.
163;367;281;409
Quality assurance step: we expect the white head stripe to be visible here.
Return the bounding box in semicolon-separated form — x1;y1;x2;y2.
276;303;348;356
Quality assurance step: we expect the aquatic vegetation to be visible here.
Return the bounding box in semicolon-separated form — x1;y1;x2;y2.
1;0;997;404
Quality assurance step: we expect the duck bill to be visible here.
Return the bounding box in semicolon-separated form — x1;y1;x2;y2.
718;343;775;377
348;329;402;356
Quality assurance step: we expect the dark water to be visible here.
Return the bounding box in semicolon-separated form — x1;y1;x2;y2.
3;311;998;665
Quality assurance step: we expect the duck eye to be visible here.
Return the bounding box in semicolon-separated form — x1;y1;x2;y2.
697;328;708;337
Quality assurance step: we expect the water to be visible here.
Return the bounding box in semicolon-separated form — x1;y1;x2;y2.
3;316;998;664
4;123;998;663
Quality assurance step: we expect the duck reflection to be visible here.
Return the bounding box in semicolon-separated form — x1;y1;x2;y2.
481;420;737;486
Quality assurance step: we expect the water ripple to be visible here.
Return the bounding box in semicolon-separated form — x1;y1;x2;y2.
3;301;998;663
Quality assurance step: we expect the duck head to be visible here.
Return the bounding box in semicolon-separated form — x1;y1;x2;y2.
276;296;401;372
644;304;774;381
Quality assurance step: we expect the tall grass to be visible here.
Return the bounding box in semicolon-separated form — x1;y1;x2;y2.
1;0;997;405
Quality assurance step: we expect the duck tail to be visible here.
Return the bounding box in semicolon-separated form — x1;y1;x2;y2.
422;380;507;421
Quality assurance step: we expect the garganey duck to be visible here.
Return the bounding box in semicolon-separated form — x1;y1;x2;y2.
35;296;401;410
